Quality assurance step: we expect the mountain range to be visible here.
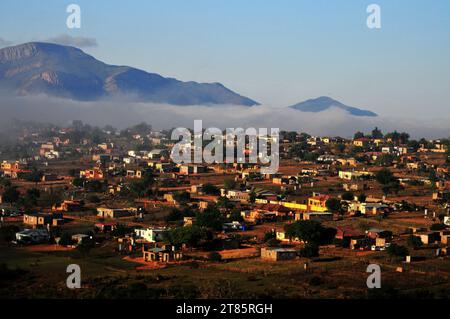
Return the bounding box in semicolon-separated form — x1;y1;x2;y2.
289;96;377;117
0;42;378;117
0;42;259;106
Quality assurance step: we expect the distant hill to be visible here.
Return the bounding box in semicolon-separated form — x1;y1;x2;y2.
289;96;378;117
0;42;259;106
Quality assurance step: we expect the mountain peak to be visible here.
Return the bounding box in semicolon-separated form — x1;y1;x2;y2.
0;42;82;62
289;96;377;117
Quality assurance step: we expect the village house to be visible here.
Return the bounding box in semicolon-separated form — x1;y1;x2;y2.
148;149;166;160
366;228;391;240
433;190;450;202
97;207;136;218
183;217;196;226
143;244;183;262
0;161;30;179
52;200;84;212
337;158;357;167
261;247;298;261
301;211;333;221
275;231;300;243
374;237;391;249
252;203;291;220
339;170;373;181
307;195;330;212
95;222;117;232
273;175;299;186
350;237;373;250
335;226;365;247
39;143;54;156
179;164;207;175
221;189;251;203
134;227;167;242
360;203;391;215
415;232;441;245
71;234;90;244
343;182;368;192
163;193;178;204
23;212;63;227
41;173;60;182
317;154;337;163
353;137;370;148
125;168;143;179
80;167;104;180
190;184;204;194
43;150;60;159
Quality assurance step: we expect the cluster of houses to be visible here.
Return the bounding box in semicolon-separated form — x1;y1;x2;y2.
1;125;449;270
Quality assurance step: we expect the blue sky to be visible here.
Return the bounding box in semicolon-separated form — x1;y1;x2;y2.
1;0;449;118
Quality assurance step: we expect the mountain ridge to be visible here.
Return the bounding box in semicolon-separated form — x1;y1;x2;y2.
0;42;259;106
289;96;377;117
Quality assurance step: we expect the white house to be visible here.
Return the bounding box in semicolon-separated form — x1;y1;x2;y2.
134;227;167;242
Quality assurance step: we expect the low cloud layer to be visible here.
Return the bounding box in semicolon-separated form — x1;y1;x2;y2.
44;34;98;48
0;95;449;139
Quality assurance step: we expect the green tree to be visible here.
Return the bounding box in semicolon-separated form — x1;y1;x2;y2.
195;207;225;231
20;168;43;184
371;127;383;139
23;188;40;206
428;169;438;186
354;131;365;139
325;198;343;213
284;220;335;245
111;224;133;237
2;186;20;204
358;193;367;203
376;168;401;196
72;177;85;188
223;178;236;190
202;183;220;195
341;192;354;201
376;154;395;167
164;226;208;249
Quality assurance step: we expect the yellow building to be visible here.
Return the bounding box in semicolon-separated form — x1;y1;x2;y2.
307;195;330;212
